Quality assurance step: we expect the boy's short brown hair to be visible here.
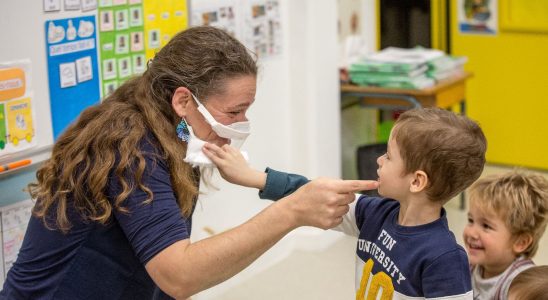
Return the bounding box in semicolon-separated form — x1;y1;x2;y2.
468;170;548;258
508;265;548;300
392;108;487;202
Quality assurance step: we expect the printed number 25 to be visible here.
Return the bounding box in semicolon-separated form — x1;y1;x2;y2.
356;258;394;300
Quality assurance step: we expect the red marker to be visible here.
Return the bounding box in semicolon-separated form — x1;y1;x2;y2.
0;159;32;172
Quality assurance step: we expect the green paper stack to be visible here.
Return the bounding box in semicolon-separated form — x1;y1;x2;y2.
349;47;466;89
426;55;468;81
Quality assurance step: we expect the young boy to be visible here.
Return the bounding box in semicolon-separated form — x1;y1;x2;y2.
507;265;548;300
204;107;487;299
463;171;548;299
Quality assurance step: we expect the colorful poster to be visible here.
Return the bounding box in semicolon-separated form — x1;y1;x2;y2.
45;16;101;139
191;0;239;38
1;200;33;277
5;98;34;147
458;0;498;34
243;0;282;58
143;0;189;61
0;60;36;157
99;2;146;96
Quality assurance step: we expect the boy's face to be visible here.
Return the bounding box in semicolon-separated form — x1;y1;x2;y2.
462;201;518;277
376;135;411;200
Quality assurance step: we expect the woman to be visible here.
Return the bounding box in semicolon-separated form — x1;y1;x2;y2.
0;26;375;299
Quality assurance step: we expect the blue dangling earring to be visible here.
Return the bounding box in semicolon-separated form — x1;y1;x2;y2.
176;118;190;142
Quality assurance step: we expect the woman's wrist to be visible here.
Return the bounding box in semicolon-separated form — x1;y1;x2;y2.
271;195;301;229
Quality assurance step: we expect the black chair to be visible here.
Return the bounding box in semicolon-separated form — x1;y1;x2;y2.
356;143;387;196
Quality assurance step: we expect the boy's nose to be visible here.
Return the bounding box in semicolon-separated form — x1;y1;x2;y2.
376;154;384;166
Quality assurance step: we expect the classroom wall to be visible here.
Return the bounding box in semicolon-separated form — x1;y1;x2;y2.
450;1;548;170
191;0;345;298
0;0;343;295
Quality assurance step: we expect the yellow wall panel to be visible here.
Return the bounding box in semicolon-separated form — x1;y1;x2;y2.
451;0;548;170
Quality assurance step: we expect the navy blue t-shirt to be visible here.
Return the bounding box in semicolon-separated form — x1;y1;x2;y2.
1;137;192;299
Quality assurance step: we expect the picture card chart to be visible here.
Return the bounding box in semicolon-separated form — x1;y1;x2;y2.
191;0;240;38
243;0;282;58
189;0;282;59
143;0;189;61
0;199;34;284
45;16;100;139
98;0;146;96
0;60;37;158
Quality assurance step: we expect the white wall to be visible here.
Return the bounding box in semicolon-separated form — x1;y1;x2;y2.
191;0;345;298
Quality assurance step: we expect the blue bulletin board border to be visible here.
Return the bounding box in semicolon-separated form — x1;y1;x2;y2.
45;16;101;140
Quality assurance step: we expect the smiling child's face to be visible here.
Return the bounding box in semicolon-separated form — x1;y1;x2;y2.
462;201;518;278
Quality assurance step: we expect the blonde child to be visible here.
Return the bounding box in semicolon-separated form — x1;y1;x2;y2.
507;265;548;300
204;108;487;299
463;171;548;299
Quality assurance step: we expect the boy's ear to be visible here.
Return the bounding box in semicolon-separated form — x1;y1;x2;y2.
171;87;193;118
409;170;428;193
513;233;533;255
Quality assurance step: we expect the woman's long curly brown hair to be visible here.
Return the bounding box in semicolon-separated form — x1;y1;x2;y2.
29;26;257;232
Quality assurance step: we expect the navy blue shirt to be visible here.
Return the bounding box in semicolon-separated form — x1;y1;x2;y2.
260;168;472;299
1;138;192;299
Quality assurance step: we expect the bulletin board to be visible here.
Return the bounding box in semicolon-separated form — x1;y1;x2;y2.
0;0;190;173
0;0;282;175
0;0;62;168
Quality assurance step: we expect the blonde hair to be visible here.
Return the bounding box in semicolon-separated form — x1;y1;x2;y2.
508;265;548;300
392;108;487;202
29;26;257;232
468;170;548;258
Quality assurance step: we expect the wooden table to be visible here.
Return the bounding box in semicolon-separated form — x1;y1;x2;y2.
340;71;473;113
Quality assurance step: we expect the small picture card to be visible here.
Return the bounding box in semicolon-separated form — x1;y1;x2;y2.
115;9;129;30
100;10;114;31
64;0;81;10
59;62;77;88
148;29;160;49
115;34;129;54
102;58;117;80
133;54;145;74
99;0;112;7
76;56;93;83
118;57;131;78
104;81;118;96
44;0;61;12
81;0;98;11
129;6;143;27
130;31;143;52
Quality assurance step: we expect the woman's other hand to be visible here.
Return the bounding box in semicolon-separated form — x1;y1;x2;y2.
203;143;266;189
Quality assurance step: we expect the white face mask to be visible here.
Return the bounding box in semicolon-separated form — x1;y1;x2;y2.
183;94;251;168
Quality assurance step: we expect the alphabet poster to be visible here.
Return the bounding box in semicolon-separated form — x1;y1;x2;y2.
45;16;100;139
